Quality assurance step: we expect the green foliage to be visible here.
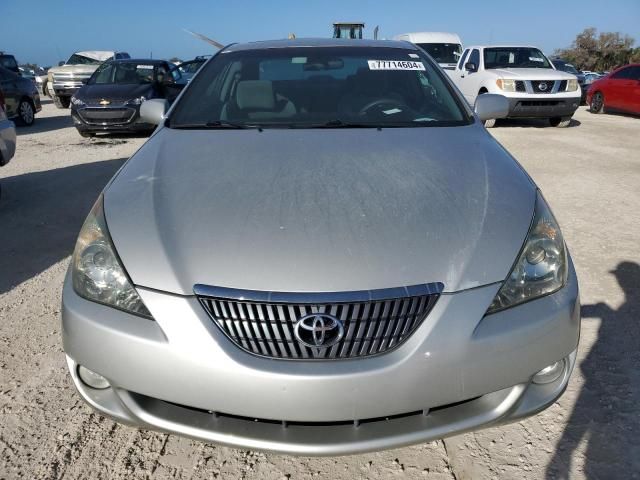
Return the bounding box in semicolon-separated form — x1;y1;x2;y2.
554;28;637;71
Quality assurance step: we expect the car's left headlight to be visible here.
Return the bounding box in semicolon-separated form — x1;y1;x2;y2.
486;191;567;314
566;79;578;92
71;96;85;106
126;96;146;105
71;196;152;319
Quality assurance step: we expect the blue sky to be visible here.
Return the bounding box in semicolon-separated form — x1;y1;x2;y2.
1;0;638;67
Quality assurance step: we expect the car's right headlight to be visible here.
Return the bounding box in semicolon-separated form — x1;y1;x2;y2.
71;196;152;319
486;191;567;314
496;79;516;92
71;96;85;106
566;79;578;92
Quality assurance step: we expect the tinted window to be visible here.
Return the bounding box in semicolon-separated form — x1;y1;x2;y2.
612;66;640;80
469;49;480;68
484;47;552;69
457;49;469;70
416;43;462;64
553;60;579;75
90;62;158;84
0;55;19;73
170;46;471;128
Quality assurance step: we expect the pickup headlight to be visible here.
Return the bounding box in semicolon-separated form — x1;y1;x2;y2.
496;79;516;92
486;191;567;314
566;79;578;92
72;196;152;318
71;96;85;106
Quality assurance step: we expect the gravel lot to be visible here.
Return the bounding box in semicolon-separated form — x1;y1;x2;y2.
1;100;638;479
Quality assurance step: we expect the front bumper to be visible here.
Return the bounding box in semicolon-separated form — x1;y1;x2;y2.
505;96;580;118
71;105;153;133
62;260;580;455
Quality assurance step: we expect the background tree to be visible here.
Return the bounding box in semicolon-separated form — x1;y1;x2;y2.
554;28;637;71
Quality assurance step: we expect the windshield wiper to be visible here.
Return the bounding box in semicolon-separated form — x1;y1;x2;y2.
170;120;256;130
315;119;382;128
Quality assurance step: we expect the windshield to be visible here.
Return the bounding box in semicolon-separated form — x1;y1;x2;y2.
553;61;579;74
416;43;462;64
179;60;206;74
89;62;160;85
169;46;470;129
484;48;552;69
67;53;104;65
0;55;19;72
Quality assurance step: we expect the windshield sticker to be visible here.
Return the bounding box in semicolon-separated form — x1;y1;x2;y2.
408;53;420;58
529;57;545;62
137;65;154;69
291;57;307;64
368;60;425;71
509;53;515;63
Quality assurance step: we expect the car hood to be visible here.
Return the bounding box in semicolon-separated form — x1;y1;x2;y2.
104;125;536;295
76;84;152;103
492;68;575;80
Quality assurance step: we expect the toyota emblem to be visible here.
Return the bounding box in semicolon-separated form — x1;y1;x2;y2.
294;313;344;348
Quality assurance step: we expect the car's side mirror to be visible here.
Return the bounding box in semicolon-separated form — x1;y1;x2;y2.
140;99;169;125
465;62;477;72
58;61;65;67
474;94;509;121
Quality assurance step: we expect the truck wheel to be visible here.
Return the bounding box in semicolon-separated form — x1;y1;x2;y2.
483;118;497;128
549;116;571;128
53;95;70;109
590;92;604;114
16;99;35;126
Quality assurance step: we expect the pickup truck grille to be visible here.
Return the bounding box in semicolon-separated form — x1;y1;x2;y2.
195;283;443;360
530;80;557;94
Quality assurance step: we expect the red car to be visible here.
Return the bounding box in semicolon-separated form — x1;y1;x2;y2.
587;64;640;115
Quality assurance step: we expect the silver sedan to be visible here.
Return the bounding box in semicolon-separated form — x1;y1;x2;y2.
61;39;580;455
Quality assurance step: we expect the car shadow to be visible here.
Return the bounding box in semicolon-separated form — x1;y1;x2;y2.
495;118;582;128
16;111;73;135
0;158;126;294
546;261;640;478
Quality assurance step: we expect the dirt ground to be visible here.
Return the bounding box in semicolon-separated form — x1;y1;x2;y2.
0;101;638;479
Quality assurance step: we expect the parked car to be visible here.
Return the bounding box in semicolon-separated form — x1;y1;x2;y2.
587;64;640;115
0;52;20;75
392;32;463;71
0;66;41;126
0;99;17;199
452;45;581;127
62;39;579;455
551;58;586;103
48;51;130;109
70;59;184;137
583;72;602;85
176;55;210;83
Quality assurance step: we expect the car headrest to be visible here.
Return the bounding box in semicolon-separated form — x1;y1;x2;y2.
236;80;275;110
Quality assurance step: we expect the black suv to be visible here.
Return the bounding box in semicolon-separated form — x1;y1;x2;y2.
0;52;20;75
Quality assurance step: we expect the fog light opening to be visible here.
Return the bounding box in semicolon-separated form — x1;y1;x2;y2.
532;359;566;385
77;365;110;390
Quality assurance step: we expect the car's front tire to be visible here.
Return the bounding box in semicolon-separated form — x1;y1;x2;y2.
590;92;604;114
16;99;35;126
549;116;572;128
53;95;70;109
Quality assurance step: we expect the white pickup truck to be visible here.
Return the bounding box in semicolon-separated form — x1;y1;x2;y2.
451;45;581;127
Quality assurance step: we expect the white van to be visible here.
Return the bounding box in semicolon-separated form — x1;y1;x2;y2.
393;32;463;70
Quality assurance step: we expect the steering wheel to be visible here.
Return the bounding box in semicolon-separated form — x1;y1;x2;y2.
358;98;411;116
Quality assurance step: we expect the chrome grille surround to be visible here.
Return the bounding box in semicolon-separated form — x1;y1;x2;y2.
195;283;443;360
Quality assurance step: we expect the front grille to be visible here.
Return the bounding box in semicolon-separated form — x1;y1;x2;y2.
195;283;443;360
77;107;136;125
530;80;556;94
558;80;567;91
515;80;526;92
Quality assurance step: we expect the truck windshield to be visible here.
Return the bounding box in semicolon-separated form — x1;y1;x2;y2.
169;46;471;129
67;54;103;66
89;63;158;85
416;43;462;65
484;48;552;69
